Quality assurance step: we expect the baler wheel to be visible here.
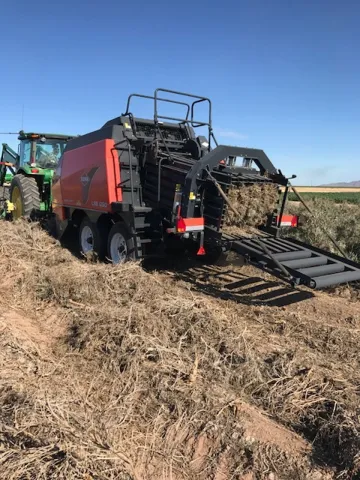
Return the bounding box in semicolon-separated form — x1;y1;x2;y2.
107;223;135;264
10;174;40;220
79;217;106;259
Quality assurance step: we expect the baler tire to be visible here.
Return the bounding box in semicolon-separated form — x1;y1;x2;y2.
79;217;107;260
10;174;41;220
107;222;135;265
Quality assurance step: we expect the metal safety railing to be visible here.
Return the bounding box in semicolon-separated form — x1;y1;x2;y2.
123;88;218;150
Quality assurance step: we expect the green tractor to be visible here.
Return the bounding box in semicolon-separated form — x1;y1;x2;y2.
0;131;75;220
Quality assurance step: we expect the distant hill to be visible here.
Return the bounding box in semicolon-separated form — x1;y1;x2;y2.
319;180;360;187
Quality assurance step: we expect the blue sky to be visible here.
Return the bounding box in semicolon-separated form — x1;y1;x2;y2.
1;0;359;185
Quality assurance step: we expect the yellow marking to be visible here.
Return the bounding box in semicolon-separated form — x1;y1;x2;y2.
11;186;23;219
5;201;14;212
189;192;196;200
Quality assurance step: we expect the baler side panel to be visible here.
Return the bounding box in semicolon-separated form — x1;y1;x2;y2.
59;139;122;212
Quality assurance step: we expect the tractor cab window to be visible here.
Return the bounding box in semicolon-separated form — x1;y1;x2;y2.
19;140;32;167
19;139;67;169
35;142;63;169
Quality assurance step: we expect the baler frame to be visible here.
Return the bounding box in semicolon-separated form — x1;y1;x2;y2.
121;88;290;240
6;86;355;291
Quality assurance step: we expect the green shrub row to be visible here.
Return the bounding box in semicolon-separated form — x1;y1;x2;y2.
287;192;360;204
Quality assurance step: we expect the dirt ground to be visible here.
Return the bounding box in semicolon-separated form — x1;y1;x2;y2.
0;221;360;479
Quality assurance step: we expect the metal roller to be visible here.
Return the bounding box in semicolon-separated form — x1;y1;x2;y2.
311;271;360;289
273;250;312;262
282;256;328;269
298;263;345;278
259;238;292;253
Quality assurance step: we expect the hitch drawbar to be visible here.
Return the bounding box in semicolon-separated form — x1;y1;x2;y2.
226;234;360;289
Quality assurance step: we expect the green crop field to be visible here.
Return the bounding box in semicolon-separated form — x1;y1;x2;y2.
288;191;360;204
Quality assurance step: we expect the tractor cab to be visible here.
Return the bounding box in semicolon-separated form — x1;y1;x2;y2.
17;131;72;170
1;131;74;185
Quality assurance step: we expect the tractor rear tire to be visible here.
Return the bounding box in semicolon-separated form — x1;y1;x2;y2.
79;217;107;260
10;174;41;220
107;222;136;265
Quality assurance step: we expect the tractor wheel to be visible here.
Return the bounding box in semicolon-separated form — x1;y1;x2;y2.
107;222;135;264
79;217;106;259
10;174;41;220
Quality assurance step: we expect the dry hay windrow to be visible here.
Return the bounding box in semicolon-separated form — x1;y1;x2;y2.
223;183;279;236
287;198;360;263
285;198;360;301
0;220;359;478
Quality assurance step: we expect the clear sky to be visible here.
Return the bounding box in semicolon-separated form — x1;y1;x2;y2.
1;0;359;185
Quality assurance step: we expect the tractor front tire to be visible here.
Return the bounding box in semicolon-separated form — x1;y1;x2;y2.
10;174;41;220
79;217;107;260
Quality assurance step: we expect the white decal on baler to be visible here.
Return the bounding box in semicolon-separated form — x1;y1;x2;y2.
91;201;108;208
